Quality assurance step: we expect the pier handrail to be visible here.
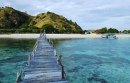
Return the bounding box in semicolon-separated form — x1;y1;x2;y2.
57;55;67;79
16;36;40;82
48;39;54;48
45;38;67;80
54;49;57;56
27;37;39;65
52;42;67;79
31;38;39;57
15;71;22;83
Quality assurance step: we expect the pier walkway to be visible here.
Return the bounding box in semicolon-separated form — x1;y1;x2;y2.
18;34;68;83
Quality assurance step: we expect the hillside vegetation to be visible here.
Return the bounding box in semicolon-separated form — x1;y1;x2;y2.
0;7;83;33
0;6;32;28
30;12;82;33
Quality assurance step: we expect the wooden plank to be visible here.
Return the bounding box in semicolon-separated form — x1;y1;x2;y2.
24;72;64;80
24;69;61;74
49;81;68;83
24;68;61;73
29;59;57;63
21;79;67;83
32;56;55;58
25;63;60;68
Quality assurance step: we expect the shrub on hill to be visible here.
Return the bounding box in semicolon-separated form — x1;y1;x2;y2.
40;24;58;33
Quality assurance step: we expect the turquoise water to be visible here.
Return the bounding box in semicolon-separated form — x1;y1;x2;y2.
1;38;130;83
0;38;36;83
54;38;130;83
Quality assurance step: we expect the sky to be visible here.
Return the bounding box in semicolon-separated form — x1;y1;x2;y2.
0;0;130;31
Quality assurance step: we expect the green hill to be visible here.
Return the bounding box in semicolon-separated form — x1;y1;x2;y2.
0;7;83;33
0;6;32;29
30;12;82;32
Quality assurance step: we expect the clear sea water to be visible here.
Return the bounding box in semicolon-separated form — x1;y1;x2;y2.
54;38;130;83
0;38;36;83
1;38;130;83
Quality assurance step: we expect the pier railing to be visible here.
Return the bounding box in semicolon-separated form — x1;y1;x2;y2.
32;38;39;56
57;55;67;79
53;48;67;80
28;38;38;65
15;36;39;83
50;40;67;80
15;71;22;83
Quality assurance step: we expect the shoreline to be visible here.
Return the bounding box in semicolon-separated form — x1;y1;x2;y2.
0;34;40;38
0;34;130;39
46;34;101;39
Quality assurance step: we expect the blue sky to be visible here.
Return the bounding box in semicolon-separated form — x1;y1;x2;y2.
0;0;130;31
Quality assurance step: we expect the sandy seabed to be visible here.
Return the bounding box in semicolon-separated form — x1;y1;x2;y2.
0;34;130;39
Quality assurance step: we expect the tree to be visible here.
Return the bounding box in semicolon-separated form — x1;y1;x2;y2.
107;28;113;33
41;24;56;33
31;21;37;25
100;27;119;33
28;26;40;33
107;28;119;33
19;24;28;29
19;24;28;33
123;30;129;34
100;27;107;33
128;30;130;33
58;29;64;33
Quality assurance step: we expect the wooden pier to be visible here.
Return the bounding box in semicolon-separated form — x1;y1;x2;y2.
16;34;68;83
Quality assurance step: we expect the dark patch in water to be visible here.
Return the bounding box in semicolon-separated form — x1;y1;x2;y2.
81;51;86;52
122;51;130;56
88;73;107;83
96;53;113;57
0;56;28;63
0;72;4;78
88;77;107;83
4;49;10;51
67;66;83;72
69;54;99;61
110;57;130;64
69;54;111;66
0;62;3;66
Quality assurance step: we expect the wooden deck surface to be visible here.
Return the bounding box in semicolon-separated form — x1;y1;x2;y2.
21;35;68;83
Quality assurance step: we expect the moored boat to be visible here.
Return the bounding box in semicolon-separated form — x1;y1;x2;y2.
101;34;117;39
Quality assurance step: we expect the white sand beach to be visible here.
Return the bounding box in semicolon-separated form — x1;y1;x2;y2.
46;34;101;39
0;34;130;39
46;34;130;39
0;34;40;38
116;34;130;38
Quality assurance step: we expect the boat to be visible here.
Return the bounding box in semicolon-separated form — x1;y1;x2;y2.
101;34;117;39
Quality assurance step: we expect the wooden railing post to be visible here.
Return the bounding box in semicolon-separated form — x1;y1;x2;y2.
54;49;56;56
57;55;65;79
45;34;46;40
32;39;38;57
49;39;50;43
61;65;65;79
16;71;22;83
57;55;62;65
52;41;54;48
28;54;31;65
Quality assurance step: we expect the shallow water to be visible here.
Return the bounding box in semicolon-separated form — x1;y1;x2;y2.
1;37;130;83
54;38;130;83
0;38;36;83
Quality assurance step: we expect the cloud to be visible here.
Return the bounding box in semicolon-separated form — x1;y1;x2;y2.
0;0;130;30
